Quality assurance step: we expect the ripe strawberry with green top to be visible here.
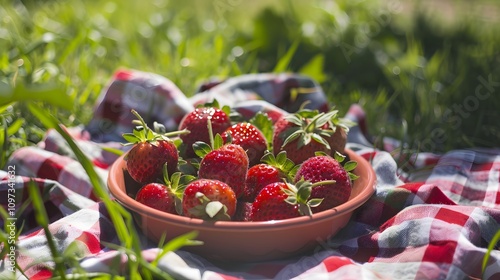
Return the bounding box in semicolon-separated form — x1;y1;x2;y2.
123;110;188;184
135;165;194;215
272;108;352;164
182;179;237;221
178;106;231;158
136;183;177;213
198;143;249;198
294;153;358;213
194;122;249;198
249;180;323;221
221;122;268;167
242;151;298;202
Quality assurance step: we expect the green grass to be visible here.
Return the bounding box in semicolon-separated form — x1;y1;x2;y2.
1;0;500;278
2;0;500;158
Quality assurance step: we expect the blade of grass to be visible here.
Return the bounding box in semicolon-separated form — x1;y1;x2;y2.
1;83;73;111
27;180;68;280
482;229;500;275
152;231;202;266
26;103;144;276
26;102;199;278
273;39;300;73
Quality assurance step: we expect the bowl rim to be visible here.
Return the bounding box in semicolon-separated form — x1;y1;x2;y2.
107;148;376;230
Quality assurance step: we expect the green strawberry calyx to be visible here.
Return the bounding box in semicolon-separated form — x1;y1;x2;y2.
160;163;196;215
280;179;335;216
281;108;356;150
332;151;360;181
187;192;231;221
122;109;190;146
282;110;336;150
192;119;226;158
260;151;299;181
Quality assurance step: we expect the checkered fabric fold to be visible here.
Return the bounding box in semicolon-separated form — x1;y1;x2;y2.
1;69;499;280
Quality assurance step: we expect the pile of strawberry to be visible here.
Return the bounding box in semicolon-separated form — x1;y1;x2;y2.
122;102;358;222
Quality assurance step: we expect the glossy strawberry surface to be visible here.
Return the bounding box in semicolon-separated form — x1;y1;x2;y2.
250;182;301;221
178;107;231;158
198;144;249;198
222;122;268;167
294;155;351;212
135;183;177;214
182;179;237;220
243;163;282;202
126;140;178;184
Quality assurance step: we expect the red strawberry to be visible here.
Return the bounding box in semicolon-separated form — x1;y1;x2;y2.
123;110;187;184
233;201;253;221
197;143;249;198
182;179;237;220
243;164;282;202
242;151;297;202
250;180;322;221
222;122;268;167
135;166;194;214
328;125;348;156
294;154;358;213
136;183;176;213
178;107;231;158
272;109;352;164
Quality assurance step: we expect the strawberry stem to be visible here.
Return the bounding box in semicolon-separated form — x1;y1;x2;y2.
311;180;336;187
207;119;214;149
131;109;149;130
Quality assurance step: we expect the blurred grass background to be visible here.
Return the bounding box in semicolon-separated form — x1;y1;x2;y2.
1;0;500;164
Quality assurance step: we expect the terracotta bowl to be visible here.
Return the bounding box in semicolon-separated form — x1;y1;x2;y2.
107;148;376;263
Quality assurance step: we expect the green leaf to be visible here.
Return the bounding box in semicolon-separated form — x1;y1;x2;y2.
62;241;87;259
179;174;196;186
273;39;300;72
483;229;500;273
193;141;212;158
298;54;326;83
310;133;330;149
249;112;274;148
285;197;297;205
298;133;311;148
282;160;296;173
100;146;125;156
275;150;287;166
260;151;277;165
152;231;202;266
297;185;312;202
6;118;24;135
282;130;303;148
0;82;73;111
27;180;68;278
308;198;324;208
296;109;319;119
122;133;140;144
213;133;224;150
334;151;346;163
315;151;329;157
343;161;358;172
349;172;360;181
206;201;225;218
221;105;231;117
170;172;181;187
202;99;220;109
284;114;303;126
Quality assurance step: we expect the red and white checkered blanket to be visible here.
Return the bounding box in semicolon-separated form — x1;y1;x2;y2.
2;69;500;279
